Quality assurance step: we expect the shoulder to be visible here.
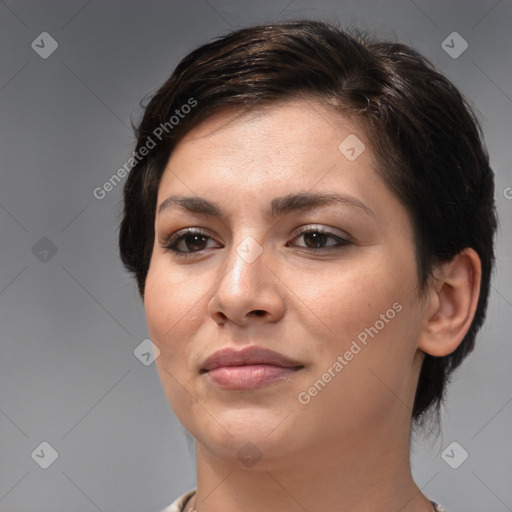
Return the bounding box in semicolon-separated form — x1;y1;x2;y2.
160;489;196;512
431;502;450;512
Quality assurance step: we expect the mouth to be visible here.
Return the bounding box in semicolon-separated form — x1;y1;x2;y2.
200;346;304;390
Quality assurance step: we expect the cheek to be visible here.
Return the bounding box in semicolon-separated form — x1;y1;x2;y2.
144;265;193;381
143;256;219;394
294;248;420;377
144;257;206;338
144;267;175;343
144;260;202;416
322;264;421;408
295;255;408;338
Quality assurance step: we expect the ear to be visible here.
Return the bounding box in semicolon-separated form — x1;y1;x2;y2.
418;248;482;357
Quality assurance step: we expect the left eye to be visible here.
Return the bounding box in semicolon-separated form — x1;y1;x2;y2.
288;229;350;250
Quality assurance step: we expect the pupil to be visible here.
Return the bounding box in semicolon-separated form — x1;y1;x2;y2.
187;234;207;251
305;232;327;248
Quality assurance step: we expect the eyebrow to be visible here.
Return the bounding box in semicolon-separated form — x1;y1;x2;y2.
157;192;375;219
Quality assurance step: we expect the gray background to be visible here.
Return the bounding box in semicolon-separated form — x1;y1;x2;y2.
1;1;511;511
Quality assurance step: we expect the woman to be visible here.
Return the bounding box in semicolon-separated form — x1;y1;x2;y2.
119;20;496;512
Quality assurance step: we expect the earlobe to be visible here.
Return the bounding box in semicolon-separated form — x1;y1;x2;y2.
418;248;482;357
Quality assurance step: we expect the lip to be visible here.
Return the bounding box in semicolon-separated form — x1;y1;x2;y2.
201;346;304;390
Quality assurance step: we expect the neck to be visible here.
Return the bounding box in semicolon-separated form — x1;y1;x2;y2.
190;418;432;512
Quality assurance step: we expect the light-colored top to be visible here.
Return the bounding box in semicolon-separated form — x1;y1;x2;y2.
161;489;449;511
161;489;196;512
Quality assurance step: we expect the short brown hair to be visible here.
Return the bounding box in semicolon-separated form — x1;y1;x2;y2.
119;19;497;423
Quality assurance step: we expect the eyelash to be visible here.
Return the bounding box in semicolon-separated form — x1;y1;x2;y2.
160;225;352;259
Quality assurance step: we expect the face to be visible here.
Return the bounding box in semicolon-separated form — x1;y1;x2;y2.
144;100;428;468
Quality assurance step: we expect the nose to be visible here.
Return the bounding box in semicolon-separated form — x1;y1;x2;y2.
207;236;285;327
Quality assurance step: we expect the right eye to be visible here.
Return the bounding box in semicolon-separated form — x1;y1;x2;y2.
160;228;222;257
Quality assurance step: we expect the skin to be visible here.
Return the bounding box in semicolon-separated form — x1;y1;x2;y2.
144;99;481;512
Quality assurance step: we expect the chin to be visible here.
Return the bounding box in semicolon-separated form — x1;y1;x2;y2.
186;408;305;466
195;431;301;471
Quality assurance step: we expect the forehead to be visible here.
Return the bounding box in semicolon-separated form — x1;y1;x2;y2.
177;100;366;152
159;100;377;192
